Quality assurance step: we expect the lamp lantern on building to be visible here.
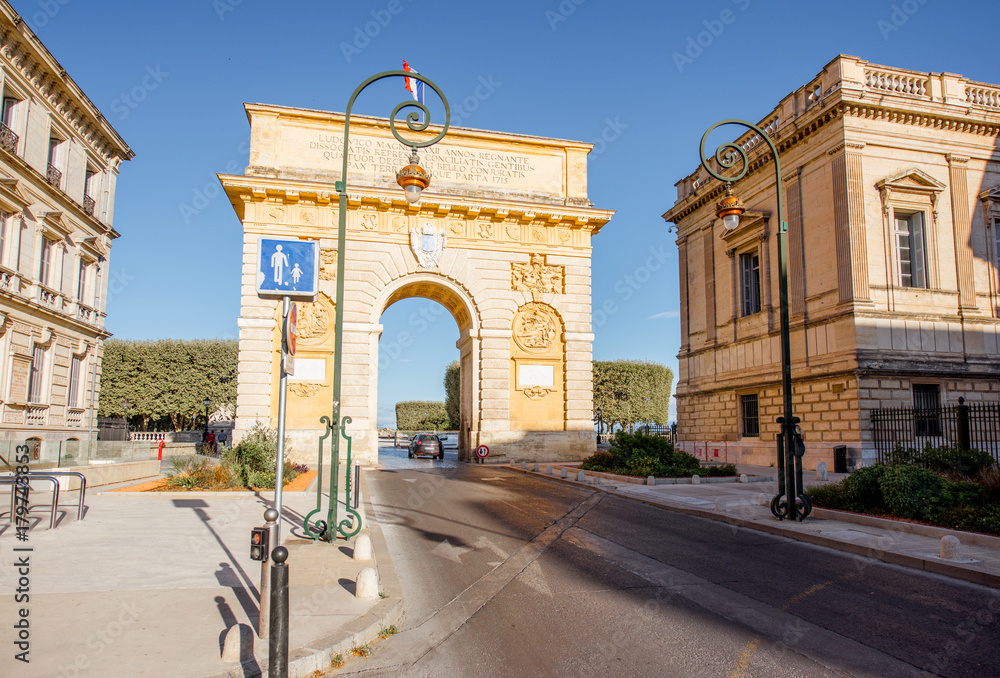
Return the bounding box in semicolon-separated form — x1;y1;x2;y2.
396;150;431;204
319;70;450;543
716;184;746;231
698;119;811;521
202;397;212;441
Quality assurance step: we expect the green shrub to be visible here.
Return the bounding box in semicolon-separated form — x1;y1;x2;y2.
220;422;299;489
919;445;996;478
842;464;889;512
877;465;941;518
807;482;852;511
579;433;735;478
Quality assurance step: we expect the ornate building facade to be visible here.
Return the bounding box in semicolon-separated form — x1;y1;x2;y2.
221;104;612;463
0;3;132;441
664;55;1000;468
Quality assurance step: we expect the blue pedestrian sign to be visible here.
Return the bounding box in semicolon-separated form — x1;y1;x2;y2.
257;237;320;300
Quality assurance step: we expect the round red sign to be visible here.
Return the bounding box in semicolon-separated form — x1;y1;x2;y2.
286;304;298;356
475;445;489;458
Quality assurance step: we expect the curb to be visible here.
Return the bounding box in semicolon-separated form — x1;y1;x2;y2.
199;473;404;678
500;465;1000;590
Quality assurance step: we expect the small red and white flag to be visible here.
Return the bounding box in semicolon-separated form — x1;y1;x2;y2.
403;60;425;105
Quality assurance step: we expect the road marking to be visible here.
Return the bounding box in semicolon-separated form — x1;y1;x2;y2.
431;539;472;563
728;637;759;678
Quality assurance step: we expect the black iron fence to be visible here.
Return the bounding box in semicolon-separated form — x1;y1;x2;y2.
870;399;1000;463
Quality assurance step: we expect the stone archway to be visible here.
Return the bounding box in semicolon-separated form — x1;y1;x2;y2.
221;106;614;464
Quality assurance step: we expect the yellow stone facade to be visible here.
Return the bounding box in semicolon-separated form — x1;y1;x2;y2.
664;55;1000;469
221;104;613;463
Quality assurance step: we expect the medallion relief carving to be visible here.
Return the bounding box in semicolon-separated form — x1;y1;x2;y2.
360;213;378;230
297;293;333;342
513;302;559;352
523;386;553;400
392;216;408;232
478;223;494;239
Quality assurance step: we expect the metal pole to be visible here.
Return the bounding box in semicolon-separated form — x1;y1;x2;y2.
268;545;289;678
258;508;278;639
353;462;360;510
699;119;807;521
325;70;450;542
275;297;290;544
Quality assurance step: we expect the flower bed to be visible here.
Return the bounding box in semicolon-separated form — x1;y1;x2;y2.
579;431;738;479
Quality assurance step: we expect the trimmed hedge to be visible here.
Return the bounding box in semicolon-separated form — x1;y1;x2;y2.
395;401;448;431
579;431;737;478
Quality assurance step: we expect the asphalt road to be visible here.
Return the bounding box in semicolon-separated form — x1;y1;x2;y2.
342;445;1000;677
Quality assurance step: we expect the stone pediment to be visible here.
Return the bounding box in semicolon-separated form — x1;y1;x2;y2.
876;168;946;194
0;177;31;212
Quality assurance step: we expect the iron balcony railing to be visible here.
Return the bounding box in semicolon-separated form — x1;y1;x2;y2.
870;400;1000;463
46;163;62;188
0;121;17;154
83;194;96;216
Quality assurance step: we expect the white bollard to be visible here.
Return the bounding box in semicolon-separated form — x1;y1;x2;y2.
221;624;254;662
533;463;539;472
647;475;656;486
941;535;961;560
739;474;748;483
522;461;527;470
577;471;586;482
561;468;568;479
714;497;727;512
355;567;380;600
353;534;373;561
757;493;769;506
593;476;600;485
816;462;828;482
546;465;553;475
691;475;701;485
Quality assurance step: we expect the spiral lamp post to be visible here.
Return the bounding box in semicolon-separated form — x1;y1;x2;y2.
325;71;450;541
698;120;810;521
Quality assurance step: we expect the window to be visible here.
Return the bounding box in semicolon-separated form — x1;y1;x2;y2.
894;212;927;288
995;218;1000;273
740;394;760;437
0;211;9;267
39;237;54;287
0;95;20;154
47;136;64;189
27;345;44;403
913;384;941;437
739;251;761;316
84;168;99;216
77;259;89;302
68;356;82;408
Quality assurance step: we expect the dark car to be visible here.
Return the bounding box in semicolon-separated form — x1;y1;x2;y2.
408;434;444;460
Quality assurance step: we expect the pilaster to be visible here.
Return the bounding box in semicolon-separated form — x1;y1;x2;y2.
830;141;870;305
947;154;978;314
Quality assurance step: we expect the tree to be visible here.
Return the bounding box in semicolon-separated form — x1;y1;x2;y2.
99;339;238;431
395;401;448;431
443;361;460;430
593;360;673;433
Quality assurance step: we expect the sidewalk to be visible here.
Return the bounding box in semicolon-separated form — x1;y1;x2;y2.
0;473;401;678
503;462;1000;589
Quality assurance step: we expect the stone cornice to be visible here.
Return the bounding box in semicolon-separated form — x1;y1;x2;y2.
665;59;1000;231
218;173;615;234
0;13;132;164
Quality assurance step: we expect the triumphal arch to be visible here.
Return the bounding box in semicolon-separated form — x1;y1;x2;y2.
220;103;613;464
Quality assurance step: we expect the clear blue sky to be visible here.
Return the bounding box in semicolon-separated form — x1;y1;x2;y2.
14;0;997;427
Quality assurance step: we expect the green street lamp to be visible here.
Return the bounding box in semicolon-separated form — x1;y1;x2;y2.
699;120;811;521
325;71;450;541
121;399;129;441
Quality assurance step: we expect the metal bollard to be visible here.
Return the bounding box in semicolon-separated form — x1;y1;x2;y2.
258;509;278;639
268;546;290;678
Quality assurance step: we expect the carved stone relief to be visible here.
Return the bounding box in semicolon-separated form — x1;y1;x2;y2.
360;213;378;230
392;216;408;232
319;249;337;281
297;294;333;342
478;223;494;239
511;254;564;297
513;302;559;352
289;383;322;398
523;386;553;400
